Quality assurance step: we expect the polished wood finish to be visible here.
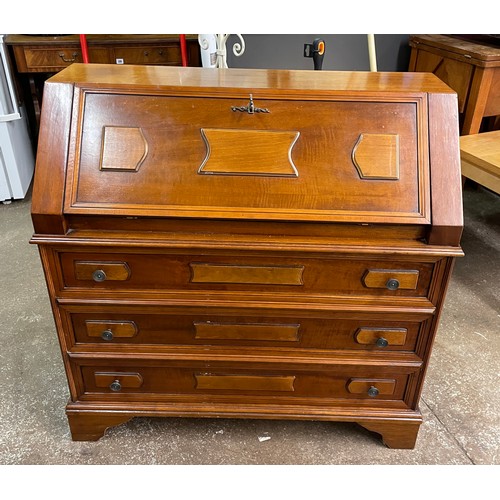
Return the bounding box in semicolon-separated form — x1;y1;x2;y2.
194;322;301;342
460;130;500;194
94;372;144;388
346;378;396;395
409;34;500;134
86;320;138;339
194;374;297;392
74;261;131;281
354;327;407;346
362;269;419;290
31;65;463;448
189;263;305;285
352;133;400;180
100;127;147;172
199;128;300;176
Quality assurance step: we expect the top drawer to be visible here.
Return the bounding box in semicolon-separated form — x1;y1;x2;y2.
14;47;112;72
64;91;430;224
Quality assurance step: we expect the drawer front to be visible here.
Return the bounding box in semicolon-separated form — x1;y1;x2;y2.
77;362;413;402
22;47;111;71
58;251;434;298
68;309;424;352
113;45;182;65
66;92;429;224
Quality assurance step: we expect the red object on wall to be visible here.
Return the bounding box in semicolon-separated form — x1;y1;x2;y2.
179;34;188;66
79;34;89;63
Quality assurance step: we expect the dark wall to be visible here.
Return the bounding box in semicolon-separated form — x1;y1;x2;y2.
226;34;411;71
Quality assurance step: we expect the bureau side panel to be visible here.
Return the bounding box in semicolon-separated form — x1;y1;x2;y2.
427;93;463;246
31;81;75;234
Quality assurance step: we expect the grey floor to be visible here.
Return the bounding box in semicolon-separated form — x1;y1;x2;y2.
0;183;499;466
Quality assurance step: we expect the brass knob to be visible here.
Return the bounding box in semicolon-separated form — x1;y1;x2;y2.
376;337;389;348
367;386;379;397
92;269;107;282
101;329;113;341
386;278;400;290
109;379;121;392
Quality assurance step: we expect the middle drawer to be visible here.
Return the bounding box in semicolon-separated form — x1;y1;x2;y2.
62;304;430;353
57;250;435;298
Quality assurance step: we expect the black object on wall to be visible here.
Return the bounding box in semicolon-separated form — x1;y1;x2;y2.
227;34;411;71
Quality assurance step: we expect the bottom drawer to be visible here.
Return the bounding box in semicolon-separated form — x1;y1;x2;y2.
75;361;417;404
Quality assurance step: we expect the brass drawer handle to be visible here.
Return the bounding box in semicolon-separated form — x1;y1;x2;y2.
231;94;270;114
59;51;78;63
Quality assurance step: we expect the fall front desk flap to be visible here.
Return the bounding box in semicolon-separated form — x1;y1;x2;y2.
46;64;451;225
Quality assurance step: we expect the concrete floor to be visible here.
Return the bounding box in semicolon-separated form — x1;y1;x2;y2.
0;183;499;466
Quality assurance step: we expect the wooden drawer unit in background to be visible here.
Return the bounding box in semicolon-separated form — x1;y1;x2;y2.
31;64;463;448
4;34;201;143
408;34;500;134
6;34;201;73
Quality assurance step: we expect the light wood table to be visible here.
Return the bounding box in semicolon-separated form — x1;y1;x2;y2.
460;130;500;194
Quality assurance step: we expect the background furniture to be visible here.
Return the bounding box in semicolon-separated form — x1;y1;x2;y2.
408;34;500;135
5;34;201;144
31;64;463;449
460;130;500;195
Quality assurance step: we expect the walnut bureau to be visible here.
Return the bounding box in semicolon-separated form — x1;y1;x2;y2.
31;64;463;448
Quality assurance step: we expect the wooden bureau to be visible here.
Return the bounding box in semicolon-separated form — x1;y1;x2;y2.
30;64;463;448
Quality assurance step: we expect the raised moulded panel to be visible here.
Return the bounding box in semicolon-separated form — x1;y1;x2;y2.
352;133;400;180
100;126;148;172
199;128;300;177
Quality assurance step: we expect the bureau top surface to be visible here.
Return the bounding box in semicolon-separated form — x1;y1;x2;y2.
47;63;454;96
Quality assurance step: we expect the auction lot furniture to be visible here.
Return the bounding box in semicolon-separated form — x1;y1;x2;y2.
4;34;200;141
31;64;463;448
460;130;500;194
408;34;500;135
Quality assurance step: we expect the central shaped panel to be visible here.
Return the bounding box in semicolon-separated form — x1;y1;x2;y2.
199;128;300;177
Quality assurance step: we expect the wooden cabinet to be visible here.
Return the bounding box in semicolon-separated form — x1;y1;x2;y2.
31;64;463;448
408;34;500;134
